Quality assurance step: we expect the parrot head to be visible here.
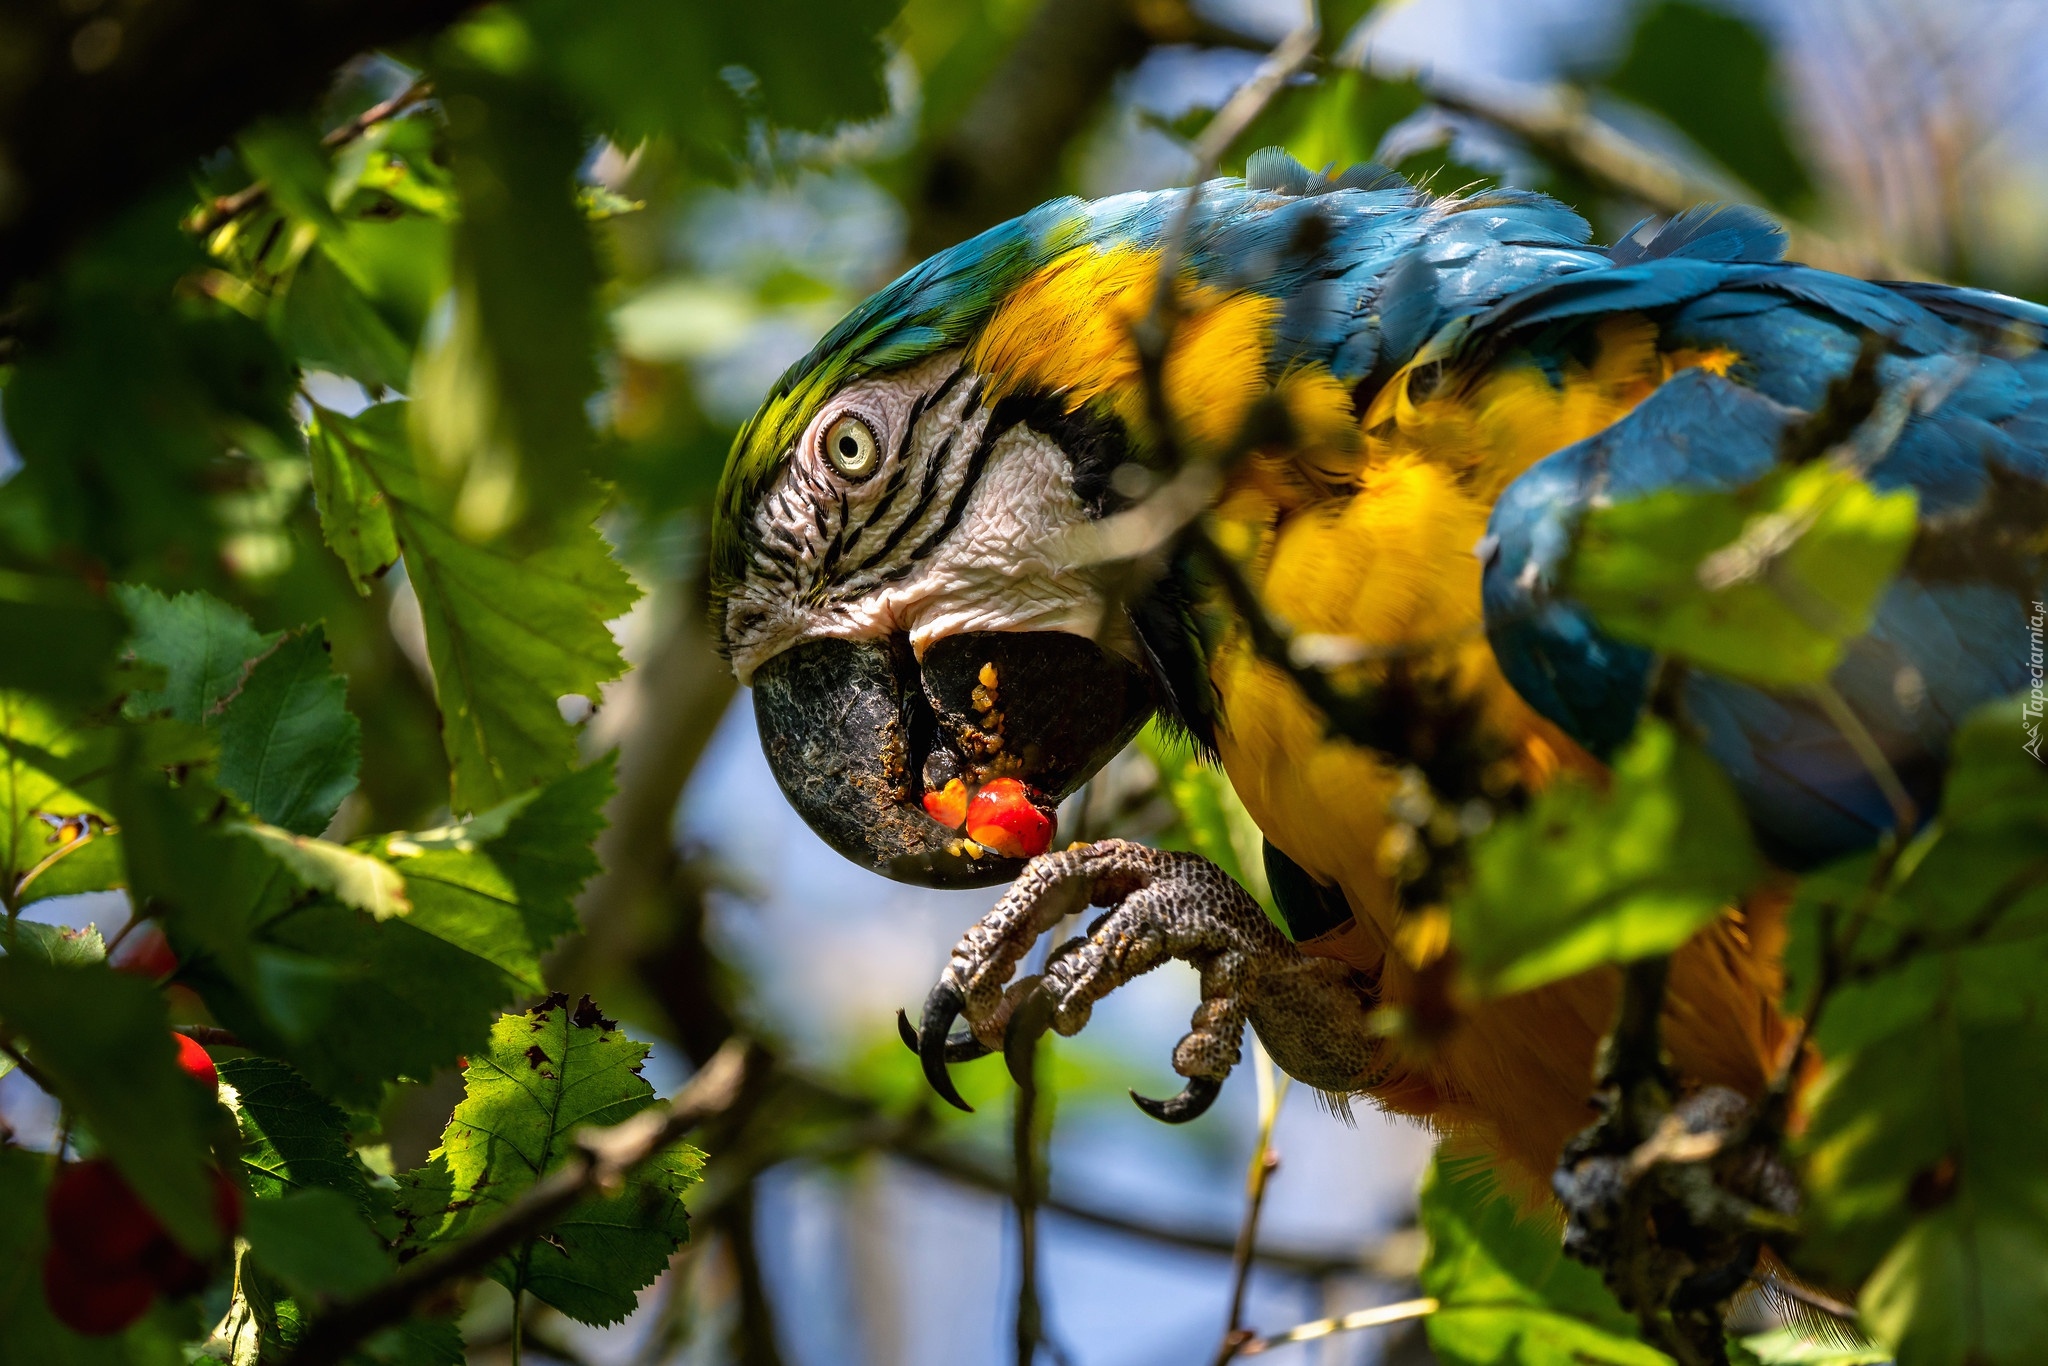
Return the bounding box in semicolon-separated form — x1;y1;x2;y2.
707;202;1174;889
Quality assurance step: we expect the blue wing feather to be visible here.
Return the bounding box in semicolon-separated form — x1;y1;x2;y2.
1482;266;2048;865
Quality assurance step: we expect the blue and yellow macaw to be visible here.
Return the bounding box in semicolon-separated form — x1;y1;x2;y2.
708;150;2048;1195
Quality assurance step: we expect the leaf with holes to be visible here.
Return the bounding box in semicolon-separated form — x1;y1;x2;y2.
390;995;701;1327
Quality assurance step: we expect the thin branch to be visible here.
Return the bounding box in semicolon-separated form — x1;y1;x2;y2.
1809;681;1919;837
174;1025;244;1048
892;1137;1368;1278
0;1037;56;1095
1411;76;1909;279
1214;1045;1289;1364
280;1040;755;1366
186;79;434;238
1235;1296;1440;1355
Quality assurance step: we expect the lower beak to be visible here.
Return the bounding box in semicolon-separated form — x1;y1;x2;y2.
750;631;1154;888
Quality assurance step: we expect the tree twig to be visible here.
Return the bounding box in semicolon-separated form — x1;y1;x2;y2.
1235;1295;1440;1355
186;79;435;238
1409;76;1908;279
280;1039;756;1366
1214;1044;1289;1364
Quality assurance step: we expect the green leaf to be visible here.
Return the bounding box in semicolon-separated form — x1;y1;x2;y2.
380;756;613;992
1735;1325;1889;1365
277;247;415;394
306;406;402;596
1419;1156;1670;1365
1452;719;1761;996
217;628;362;835
244;1189;392;1299
1;691;118;909
0;1147;192;1366
113;762;485;1106
1566;463;1919;689
115;585;275;725
307;403;637;813
16;827;125;909
1787;700;2048;1365
5;921;106;966
230;823;410;920
409;59;601;541
392;995;702;1327
219;1056;371;1207
0;958;226;1254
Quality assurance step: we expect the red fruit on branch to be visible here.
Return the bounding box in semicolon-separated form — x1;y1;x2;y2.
42;1244;155;1336
171;1033;217;1096
46;1160;158;1271
43;1158;243;1332
142;1169;242;1297
108;920;177;980
965;778;1055;859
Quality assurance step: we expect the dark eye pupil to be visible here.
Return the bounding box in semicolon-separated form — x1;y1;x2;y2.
839;436;858;457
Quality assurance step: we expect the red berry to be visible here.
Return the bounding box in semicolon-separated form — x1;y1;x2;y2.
921;777;970;829
42;1243;155;1336
171;1033;217;1096
109;921;177;981
965;778;1055;859
46;1160;158;1271
144;1168;242;1297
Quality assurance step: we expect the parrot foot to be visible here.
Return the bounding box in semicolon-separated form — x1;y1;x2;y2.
910;839;1381;1123
1554;1084;1803;1364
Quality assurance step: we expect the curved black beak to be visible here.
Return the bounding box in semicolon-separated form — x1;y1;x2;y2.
751;630;1153;888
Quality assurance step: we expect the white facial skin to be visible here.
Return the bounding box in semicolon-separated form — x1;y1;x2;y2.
724;350;1134;685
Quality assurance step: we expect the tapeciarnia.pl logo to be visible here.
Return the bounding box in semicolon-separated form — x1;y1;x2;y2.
2027;600;2045;762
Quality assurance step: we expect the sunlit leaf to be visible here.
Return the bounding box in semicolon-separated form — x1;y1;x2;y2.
219;1057;370;1206
230;823;409;920
1453;719;1761;996
391;995;701;1327
1566;463;1918;689
1419;1156;1670;1365
1;691;118;909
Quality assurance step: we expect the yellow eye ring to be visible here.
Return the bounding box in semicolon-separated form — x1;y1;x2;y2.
823;414;879;479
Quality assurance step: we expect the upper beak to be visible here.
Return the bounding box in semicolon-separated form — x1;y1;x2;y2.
750;631;1154;888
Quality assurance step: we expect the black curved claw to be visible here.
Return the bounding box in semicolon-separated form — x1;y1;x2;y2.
895;1007;993;1064
917;982;975;1113
1130;1075;1224;1124
1003;978;1056;1089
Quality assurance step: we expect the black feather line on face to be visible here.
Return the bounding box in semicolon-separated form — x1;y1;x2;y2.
906;396;1024;564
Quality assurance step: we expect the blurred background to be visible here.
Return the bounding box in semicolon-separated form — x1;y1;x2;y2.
8;0;2047;1361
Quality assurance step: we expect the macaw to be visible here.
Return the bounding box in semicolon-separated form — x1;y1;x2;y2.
708;149;2048;1198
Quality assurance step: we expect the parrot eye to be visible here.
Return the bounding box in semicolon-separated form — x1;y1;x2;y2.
822;414;880;480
